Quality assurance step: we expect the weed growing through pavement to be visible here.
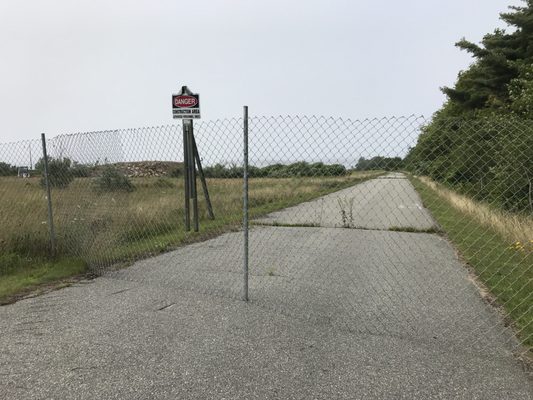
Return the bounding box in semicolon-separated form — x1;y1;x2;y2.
337;197;355;228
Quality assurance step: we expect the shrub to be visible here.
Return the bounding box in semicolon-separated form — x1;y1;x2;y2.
94;167;135;192
204;163;243;178
324;164;347;176
355;156;403;171
169;165;183;177
0;162;17;176
260;164;285;176
203;163;226;178
71;162;91;178
35;157;74;188
405;116;533;213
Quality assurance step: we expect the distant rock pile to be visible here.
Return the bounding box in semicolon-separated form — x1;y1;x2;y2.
100;161;182;178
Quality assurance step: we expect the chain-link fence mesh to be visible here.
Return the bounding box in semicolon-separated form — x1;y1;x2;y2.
0;115;531;360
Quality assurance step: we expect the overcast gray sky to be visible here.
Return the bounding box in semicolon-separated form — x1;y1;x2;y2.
0;0;523;142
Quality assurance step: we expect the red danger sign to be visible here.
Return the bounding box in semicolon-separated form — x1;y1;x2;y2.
172;92;200;119
173;95;198;108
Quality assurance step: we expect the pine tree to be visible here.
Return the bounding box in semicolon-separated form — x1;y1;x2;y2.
440;0;533;115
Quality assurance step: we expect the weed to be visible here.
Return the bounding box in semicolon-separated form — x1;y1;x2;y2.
94;167;135;192
337;197;355;228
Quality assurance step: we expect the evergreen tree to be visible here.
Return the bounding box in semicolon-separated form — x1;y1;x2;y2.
439;1;533;116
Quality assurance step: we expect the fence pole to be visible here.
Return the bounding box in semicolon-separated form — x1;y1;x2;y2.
182;120;191;231
242;106;249;301
41;133;56;256
188;121;199;232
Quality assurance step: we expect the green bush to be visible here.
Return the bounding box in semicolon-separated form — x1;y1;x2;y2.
35;157;74;188
324;164;348;176
204;163;243;178
71;162;92;178
405;116;533;213
94;167;135;192
0;162;17;176
260;164;284;177
169;165;183;177
492;123;533;213
355;156;403;171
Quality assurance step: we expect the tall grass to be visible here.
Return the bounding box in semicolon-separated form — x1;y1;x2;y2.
418;176;533;244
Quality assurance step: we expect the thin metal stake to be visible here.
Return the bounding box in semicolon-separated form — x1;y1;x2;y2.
243;106;249;302
192;135;215;220
41;133;56;256
188;121;199;232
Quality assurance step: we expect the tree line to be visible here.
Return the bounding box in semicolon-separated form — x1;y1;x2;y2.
203;161;347;178
406;0;533;213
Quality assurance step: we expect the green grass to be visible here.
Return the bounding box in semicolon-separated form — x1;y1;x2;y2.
0;255;87;304
411;176;533;350
0;171;382;302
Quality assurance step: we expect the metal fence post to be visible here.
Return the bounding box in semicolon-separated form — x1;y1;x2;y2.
243;106;249;301
41;133;56;256
182;120;191;231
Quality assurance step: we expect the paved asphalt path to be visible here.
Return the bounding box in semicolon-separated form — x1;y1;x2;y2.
254;172;436;230
0;174;531;399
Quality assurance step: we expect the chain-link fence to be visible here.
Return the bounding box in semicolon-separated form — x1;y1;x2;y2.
0;114;531;360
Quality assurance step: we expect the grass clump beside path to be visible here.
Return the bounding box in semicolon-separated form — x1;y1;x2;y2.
411;176;533;351
0;254;87;304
